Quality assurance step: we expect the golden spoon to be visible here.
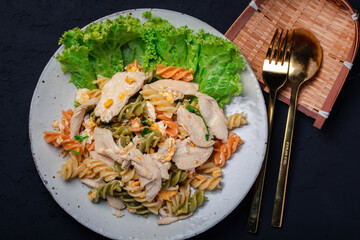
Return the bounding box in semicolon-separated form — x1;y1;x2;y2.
271;28;323;227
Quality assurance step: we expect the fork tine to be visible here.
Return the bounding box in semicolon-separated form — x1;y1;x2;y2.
273;29;284;64
278;30;289;65
265;28;279;61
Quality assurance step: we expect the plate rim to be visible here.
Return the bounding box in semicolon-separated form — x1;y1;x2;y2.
29;8;268;240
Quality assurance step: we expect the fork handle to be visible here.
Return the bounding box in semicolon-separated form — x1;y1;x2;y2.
271;85;300;227
246;89;277;233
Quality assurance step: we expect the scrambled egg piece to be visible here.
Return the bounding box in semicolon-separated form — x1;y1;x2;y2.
159;90;184;103
75;89;91;104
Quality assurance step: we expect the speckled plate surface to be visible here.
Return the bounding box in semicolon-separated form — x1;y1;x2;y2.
29;8;267;240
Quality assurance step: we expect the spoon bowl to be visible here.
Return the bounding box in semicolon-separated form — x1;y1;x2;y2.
289;28;323;84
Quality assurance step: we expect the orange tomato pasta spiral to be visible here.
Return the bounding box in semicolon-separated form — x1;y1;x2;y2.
125;59;143;72
156;64;194;81
213;133;244;167
61;109;73;135
156;112;179;138
43;132;84;154
44;109;84;154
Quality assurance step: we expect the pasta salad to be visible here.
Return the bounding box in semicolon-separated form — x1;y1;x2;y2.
43;12;248;225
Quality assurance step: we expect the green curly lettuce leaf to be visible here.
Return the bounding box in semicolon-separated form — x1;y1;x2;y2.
194;30;245;107
56;46;97;89
121;38;147;67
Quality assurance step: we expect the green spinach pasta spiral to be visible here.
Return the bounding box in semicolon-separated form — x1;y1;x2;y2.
116;95;146;122
138;130;163;153
114;162;137;183
117;191;150;217
88;180;123;203
111;125;134;147
173;190;207;216
161;170;188;190
90;111;102;125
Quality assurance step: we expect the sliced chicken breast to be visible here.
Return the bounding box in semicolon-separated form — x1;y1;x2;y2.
70;98;99;138
176;105;214;147
93;127;126;163
80;177;105;188
172;138;213;170
89;151;115;170
196;92;228;143
107;195;125;210
127;148;166;201
94;72;147;122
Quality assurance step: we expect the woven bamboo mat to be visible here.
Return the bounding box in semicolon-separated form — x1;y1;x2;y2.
226;0;358;128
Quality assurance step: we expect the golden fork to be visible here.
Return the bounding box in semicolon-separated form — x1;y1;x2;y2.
246;28;293;233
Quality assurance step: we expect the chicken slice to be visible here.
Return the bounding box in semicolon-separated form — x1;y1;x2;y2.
172;138;213;170
94;72;146;123
127;148;166;201
93;127;127;163
157;213;193;225
80;177;105;188
107;196;125;210
89;151;115;170
70;98;99;138
196;92;228;143
148;79;199;95
176;105;214;147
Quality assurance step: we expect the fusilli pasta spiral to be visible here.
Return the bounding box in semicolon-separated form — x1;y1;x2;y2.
116;95;146;122
124;181;162;215
138;130;163;153
161;170;188;190
196;161;222;178
114;162;138;183
140;85;176;118
111;125;134;147
82;158;119;182
156;64;194;82
213;133;243;167
190;174;222;191
227;112;247;129
88;180;123;203
173;190;207;216
165;179;191;214
117;191;150;217
57;156;96;180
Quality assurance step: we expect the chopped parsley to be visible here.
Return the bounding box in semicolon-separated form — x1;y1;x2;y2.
140;128;153;138
74;135;89;142
185;104;211;141
70;149;79;155
74;101;80;107
171;161;178;170
140;118;148;126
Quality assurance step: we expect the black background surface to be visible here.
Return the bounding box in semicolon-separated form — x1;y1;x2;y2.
1;0;360;239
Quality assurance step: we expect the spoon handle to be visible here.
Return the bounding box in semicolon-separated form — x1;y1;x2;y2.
271;85;299;228
246;89;277;233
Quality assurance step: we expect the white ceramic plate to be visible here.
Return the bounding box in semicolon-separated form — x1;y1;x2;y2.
29;8;267;240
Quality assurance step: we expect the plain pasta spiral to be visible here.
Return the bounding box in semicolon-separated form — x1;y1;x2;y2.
140;85;176;118
227;112;247;129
